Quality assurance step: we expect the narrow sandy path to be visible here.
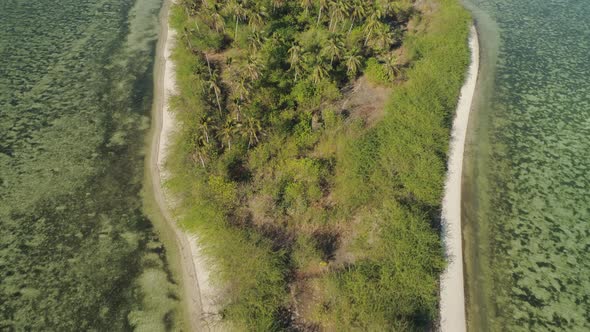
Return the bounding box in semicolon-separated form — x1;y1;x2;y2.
149;1;218;330
439;25;480;332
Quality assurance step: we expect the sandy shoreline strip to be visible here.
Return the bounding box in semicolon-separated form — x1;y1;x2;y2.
439;25;479;332
150;1;218;331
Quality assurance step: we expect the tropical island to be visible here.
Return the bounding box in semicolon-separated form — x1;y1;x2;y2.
163;0;471;329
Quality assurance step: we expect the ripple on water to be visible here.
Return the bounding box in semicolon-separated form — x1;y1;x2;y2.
0;0;182;330
465;0;590;330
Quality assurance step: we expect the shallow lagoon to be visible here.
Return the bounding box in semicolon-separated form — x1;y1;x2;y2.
0;0;182;329
463;0;590;330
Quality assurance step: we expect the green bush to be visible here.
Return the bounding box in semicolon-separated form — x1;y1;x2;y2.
166;0;471;329
207;175;238;208
365;57;390;85
322;201;445;329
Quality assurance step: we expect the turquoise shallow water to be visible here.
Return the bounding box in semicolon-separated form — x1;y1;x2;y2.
463;0;590;330
0;0;182;329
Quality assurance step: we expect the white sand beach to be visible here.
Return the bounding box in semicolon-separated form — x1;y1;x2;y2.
439;25;480;332
150;2;220;330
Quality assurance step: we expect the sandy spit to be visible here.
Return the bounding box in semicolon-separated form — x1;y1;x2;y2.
439;25;480;332
150;1;220;331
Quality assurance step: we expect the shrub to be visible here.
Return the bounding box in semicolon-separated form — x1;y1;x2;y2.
166;0;471;329
365;57;390;85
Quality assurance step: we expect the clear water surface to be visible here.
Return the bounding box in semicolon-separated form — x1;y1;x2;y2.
0;0;183;329
463;0;590;330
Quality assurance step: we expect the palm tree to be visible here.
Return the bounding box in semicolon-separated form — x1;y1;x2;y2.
369;23;393;51
227;73;244;122
247;32;264;53
228;97;241;122
192;144;207;168
322;35;344;66
344;50;362;77
288;44;304;80
182;27;194;51
245;55;264;81
311;61;329;83
230;77;251;120
363;11;384;46
382;52;400;80
381;0;412;19
236;77;251;102
300;0;313;16
207;68;223;116
316;0;329;25
217;117;237;151
210;11;225;33
224;0;247;41
248;9;265;31
288;44;302;64
242;114;262;148
329;0;349;32
293;62;306;82
199;116;214;143
348;0;366;33
190;130;210;168
271;0;285;11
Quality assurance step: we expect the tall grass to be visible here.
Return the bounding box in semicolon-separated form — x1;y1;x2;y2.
328;1;471;328
165;0;471;329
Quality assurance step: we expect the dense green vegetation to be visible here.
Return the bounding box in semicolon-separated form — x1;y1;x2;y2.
167;0;470;329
